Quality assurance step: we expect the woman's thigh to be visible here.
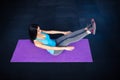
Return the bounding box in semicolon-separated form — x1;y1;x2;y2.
56;28;85;44
57;31;89;46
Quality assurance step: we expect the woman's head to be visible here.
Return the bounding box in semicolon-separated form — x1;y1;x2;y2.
28;24;41;43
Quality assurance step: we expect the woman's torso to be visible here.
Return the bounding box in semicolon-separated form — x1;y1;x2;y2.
35;32;56;54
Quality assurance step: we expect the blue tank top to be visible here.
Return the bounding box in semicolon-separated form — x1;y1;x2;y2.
35;32;56;54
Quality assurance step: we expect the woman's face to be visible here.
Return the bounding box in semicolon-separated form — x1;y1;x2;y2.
37;26;41;33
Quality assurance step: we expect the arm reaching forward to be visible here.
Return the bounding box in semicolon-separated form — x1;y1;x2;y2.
34;40;74;51
41;30;72;35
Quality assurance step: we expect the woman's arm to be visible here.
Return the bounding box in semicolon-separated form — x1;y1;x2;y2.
41;30;65;34
34;40;74;51
41;30;72;35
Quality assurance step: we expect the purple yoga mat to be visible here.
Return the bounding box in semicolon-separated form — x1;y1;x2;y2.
10;39;93;62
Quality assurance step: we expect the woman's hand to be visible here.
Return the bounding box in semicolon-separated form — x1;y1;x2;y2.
65;46;75;51
63;31;72;35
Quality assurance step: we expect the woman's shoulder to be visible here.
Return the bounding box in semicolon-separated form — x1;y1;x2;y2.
33;39;43;45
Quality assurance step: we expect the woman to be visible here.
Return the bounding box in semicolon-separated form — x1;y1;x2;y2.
29;18;96;56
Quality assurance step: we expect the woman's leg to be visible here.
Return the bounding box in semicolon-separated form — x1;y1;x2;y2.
53;18;96;55
58;30;91;47
56;26;88;44
53;27;87;56
53;30;92;55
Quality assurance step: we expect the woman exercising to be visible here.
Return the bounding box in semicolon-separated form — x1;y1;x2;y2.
28;18;96;56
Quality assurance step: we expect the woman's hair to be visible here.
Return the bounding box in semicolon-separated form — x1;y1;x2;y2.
28;24;39;43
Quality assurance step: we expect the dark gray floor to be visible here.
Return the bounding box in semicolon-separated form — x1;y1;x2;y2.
0;0;119;80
